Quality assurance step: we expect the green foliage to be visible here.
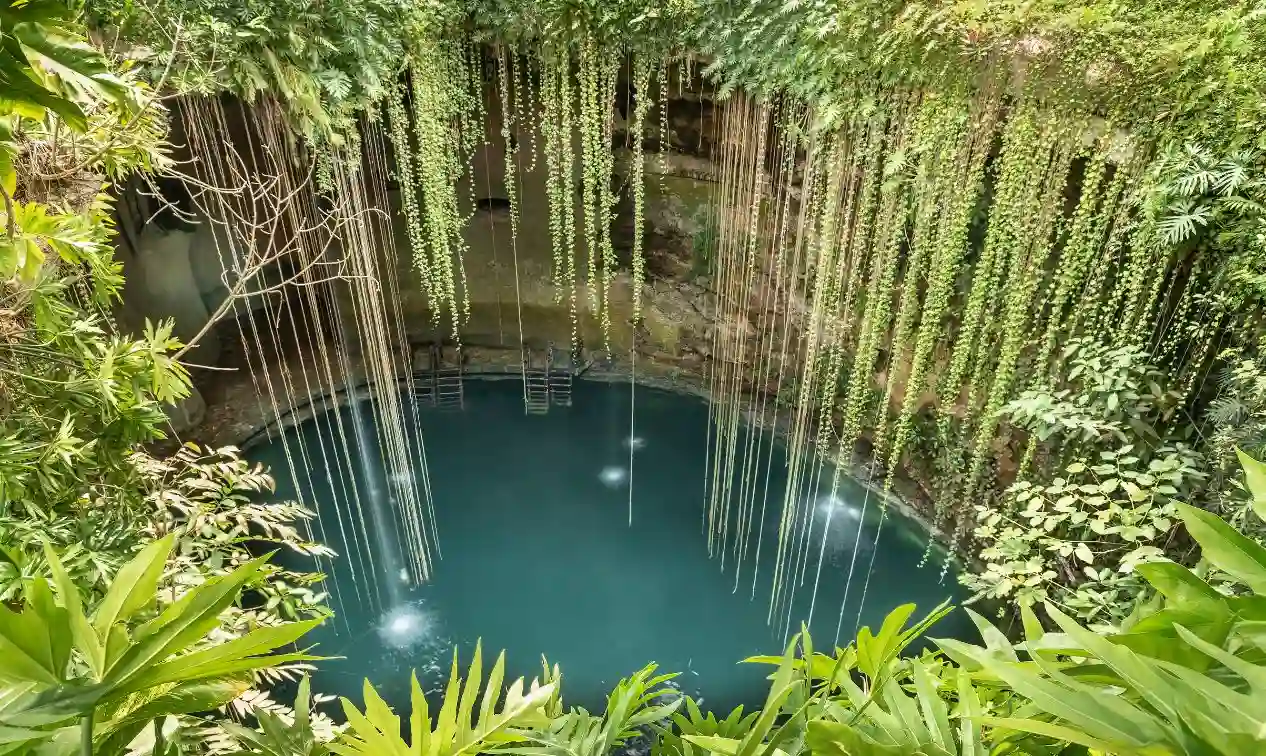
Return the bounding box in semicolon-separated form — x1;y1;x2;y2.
220;677;336;756
332;641;556;756
1143;144;1264;251
87;0;416;141
0;538;321;755
941;480;1266;755
652;699;757;756
0;0;129;132
0;0;137;285
1004;338;1178;447
693;0;1266;150
968;443;1205;625
970;339;1208;625
502;662;681;756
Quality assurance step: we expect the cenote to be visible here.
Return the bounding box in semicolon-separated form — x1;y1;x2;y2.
249;377;970;712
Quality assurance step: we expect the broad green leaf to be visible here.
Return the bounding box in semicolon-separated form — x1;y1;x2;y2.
0;599;60;685
804;720;904;756
0;724;51;747
1174;624;1266;694
976;716;1128;753
99;677;248;735
1150;656;1266;733
1017;603;1061;662
478;650;504;740
334;691;404;756
737;637;800;756
910;661;952;751
409;672;428;755
1177;502;1266;593
294;675;311;741
857;604;915;677
1044;604;1185;726
362;679;399;739
1237;449;1266;521
682;735;744;756
1134;561;1223;608
964;608;1017;661
105;554;270;689
0;149;14;197
939;641;1164;746
92;535;174;638
457;642;484;750
1114;607;1232;670
42;543;103;680
0;680;107;727
955;668;985;756
0;55;85;129
880;676;925;740
117;618;322;692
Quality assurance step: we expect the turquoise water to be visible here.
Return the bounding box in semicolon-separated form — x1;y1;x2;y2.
249;378;969;712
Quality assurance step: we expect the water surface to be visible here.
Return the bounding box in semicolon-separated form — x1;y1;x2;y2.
250;378;969;712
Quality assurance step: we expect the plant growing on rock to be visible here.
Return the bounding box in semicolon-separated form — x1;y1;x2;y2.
966;443;1205;625
967;338;1207;625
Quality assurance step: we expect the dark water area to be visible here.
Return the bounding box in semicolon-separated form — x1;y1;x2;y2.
249;378;970;714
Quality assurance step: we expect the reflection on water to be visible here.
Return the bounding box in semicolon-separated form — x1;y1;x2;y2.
253;379;969;713
598;465;629;488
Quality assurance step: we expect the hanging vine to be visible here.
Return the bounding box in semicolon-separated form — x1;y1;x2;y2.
882;83;998;492
953;102;1082;557
629;53;654;325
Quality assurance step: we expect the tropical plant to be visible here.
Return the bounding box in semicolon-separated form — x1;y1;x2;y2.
1004;338;1179;450
1140;144;1265;252
0;536;321;756
676;602;965;756
672;455;1266;756
1204;354;1266;543
940;454;1266;755
966;442;1206;625
501;663;682;756
330;641;557;756
218;677;339;756
967;338;1210;625
652;699;757;756
86;0;417;141
0;0;139;284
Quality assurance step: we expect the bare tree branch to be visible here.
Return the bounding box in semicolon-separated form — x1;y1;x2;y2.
166;99;379;362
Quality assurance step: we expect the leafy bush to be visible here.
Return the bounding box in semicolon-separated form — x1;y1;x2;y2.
86;0;420;140
942;462;1266;755
966;442;1205;625
969;339;1207;625
0;538;321;755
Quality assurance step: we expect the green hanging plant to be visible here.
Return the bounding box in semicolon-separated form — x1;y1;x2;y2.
1034;141;1109;376
873;91;960;460
882;84;995;495
396;28;480;337
498;45;520;247
629;53;654;325
954;105;1082;561
386;79;432;305
839;91;915;452
1070;160;1138;340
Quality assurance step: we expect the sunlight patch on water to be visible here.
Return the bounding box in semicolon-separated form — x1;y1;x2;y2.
377;604;435;649
817;494;862;521
598;466;628;488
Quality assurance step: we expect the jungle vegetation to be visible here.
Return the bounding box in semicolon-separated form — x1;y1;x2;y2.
2;0;1266;753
